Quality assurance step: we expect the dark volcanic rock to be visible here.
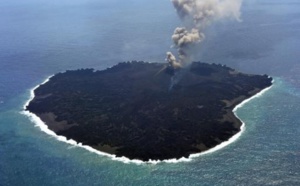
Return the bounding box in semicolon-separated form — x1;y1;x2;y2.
26;61;273;161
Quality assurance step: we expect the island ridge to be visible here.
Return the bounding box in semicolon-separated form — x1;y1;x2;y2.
26;61;273;161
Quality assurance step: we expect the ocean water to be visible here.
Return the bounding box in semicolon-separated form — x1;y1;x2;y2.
1;0;300;185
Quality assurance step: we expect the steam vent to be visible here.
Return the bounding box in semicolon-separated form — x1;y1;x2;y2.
26;61;272;161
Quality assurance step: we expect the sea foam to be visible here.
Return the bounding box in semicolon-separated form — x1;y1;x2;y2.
21;76;274;165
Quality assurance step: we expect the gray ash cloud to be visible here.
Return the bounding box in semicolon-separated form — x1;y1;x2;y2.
167;0;242;68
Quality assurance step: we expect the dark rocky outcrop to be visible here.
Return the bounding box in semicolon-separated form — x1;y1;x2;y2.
26;61;272;161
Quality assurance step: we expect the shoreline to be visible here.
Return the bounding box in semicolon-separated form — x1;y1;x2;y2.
21;75;274;165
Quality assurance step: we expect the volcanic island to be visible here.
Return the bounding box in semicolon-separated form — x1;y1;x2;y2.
26;61;272;161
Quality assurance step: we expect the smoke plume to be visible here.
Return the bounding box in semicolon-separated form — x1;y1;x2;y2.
166;0;242;68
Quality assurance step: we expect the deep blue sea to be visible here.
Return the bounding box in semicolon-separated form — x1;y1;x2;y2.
1;0;300;185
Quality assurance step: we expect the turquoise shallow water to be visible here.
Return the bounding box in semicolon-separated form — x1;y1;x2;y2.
1;0;300;185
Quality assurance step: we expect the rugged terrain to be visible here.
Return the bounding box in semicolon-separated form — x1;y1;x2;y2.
26;61;273;161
